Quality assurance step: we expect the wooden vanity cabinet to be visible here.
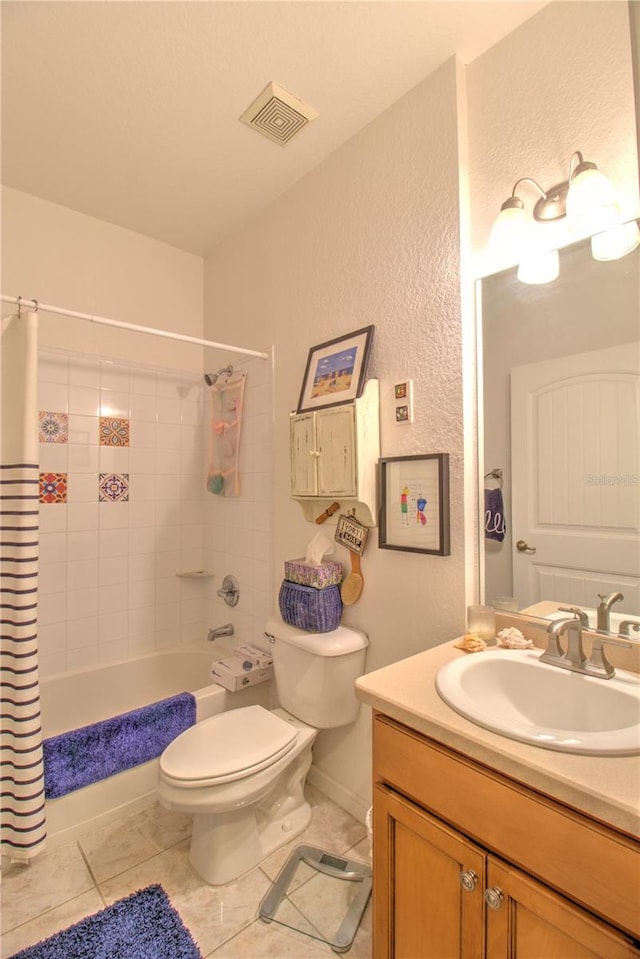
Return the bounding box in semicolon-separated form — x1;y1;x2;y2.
373;713;640;959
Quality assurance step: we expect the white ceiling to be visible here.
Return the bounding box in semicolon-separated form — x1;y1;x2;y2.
2;1;547;256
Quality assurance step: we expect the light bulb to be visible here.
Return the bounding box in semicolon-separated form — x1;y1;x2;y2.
489;199;528;261
566;166;620;234
517;249;560;285
591;219;640;261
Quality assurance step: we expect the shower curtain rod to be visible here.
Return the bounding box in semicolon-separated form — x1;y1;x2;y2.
0;294;270;360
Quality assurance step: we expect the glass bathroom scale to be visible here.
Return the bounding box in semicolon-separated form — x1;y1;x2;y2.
258;843;372;953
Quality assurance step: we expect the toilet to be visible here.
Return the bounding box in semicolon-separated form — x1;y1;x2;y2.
158;615;368;885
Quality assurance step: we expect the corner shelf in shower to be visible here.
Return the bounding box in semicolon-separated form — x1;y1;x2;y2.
175;570;215;579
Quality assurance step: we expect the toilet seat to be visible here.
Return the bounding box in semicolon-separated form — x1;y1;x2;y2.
160;705;298;787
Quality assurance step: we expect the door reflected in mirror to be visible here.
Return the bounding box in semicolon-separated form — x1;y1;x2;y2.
479;220;639;622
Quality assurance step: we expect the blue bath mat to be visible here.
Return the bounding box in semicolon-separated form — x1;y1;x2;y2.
43;692;196;798
7;884;202;959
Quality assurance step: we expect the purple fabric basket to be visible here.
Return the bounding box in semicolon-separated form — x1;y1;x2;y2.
278;580;342;633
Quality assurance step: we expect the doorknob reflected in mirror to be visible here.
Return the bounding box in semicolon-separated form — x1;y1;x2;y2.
516;540;536;554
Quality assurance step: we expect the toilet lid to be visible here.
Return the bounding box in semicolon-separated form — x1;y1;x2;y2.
160;705;298;785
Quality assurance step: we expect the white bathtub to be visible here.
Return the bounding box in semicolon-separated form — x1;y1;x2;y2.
40;645;274;847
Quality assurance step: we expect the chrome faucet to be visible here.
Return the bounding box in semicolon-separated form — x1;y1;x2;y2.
588;632;632;679
207;623;234;642
558;606;590;628
540;616;587;672
540;614;631;679
596;592;624;632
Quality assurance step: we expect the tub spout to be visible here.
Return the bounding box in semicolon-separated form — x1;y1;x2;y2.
207;623;234;642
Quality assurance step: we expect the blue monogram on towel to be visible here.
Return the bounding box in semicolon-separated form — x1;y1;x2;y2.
484;488;506;542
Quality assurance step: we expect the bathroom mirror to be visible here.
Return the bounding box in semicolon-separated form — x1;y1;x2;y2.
479;220;640;624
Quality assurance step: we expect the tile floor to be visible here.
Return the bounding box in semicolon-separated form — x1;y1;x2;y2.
1;785;372;958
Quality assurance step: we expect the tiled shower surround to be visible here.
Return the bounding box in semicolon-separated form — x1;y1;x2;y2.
37;348;274;677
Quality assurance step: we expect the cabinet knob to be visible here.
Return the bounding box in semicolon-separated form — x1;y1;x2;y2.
309;450;321;458
460;869;478;892
484;886;504;910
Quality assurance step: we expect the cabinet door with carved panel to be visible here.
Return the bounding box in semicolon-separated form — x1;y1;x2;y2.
485;857;640;959
373;784;486;959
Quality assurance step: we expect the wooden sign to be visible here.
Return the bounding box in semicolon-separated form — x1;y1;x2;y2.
335;514;369;555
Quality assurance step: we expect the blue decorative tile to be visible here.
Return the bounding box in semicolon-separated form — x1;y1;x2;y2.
99;473;129;503
39;411;68;444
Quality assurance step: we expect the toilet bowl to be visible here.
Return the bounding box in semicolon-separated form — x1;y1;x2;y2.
158;616;368;885
159;706;316;884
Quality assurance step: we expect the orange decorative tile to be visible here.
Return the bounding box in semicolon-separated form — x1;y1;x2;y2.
39;472;68;504
99;417;130;447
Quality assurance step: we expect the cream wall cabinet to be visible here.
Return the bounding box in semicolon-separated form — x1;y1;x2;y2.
373;713;640;959
290;378;379;525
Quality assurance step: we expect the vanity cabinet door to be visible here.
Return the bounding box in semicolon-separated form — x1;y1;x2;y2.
374;784;486;959
485;857;640;959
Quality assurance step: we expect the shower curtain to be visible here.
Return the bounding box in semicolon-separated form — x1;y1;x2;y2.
1;310;47;861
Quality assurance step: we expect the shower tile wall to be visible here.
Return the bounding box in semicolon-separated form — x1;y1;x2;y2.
37;349;274;678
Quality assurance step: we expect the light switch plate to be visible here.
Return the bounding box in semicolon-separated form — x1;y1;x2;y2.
393;379;414;424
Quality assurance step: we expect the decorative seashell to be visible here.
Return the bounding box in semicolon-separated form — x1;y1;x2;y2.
495;627;534;649
454;633;487;653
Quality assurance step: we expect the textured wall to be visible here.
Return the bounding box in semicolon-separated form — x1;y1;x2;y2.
204;58;467;656
204;59;466;812
467;1;639;277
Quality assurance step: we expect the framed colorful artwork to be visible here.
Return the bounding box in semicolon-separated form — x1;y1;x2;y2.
379;454;450;555
296;326;374;413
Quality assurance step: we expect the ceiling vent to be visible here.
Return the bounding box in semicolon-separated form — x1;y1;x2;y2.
239;82;318;147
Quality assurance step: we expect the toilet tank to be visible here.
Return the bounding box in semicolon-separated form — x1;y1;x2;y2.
265;615;368;729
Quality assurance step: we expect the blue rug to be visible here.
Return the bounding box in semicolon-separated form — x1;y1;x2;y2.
8;884;202;959
43;692;196;798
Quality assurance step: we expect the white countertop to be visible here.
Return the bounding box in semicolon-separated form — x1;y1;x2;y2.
355;641;640;838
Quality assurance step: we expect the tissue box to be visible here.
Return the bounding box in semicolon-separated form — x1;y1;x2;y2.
278;581;342;633
210;657;274;692
233;644;273;669
283;558;343;589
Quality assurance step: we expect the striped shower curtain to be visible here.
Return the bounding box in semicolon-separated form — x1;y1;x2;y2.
1;310;46;860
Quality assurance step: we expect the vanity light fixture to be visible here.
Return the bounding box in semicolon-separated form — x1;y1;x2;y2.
590;218;640;261
490;151;640;282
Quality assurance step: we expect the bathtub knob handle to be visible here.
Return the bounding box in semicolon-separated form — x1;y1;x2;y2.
264;632;276;644
217;574;239;607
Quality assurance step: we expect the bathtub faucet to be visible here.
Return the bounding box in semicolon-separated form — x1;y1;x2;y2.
207;623;234;642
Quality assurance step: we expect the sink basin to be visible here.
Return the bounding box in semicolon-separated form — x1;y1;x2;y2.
435;650;640;755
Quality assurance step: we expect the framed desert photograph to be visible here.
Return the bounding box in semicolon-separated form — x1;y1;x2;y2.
379;453;450;555
296;326;374;413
